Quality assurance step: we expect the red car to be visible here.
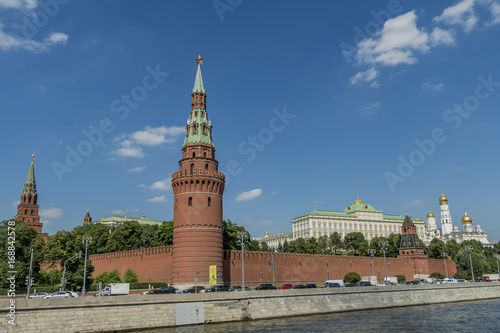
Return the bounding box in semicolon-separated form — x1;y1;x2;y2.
279;284;293;289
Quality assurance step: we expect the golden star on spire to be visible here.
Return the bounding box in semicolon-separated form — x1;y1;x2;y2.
195;55;204;64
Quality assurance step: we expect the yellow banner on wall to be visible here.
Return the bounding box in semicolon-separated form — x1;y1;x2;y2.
209;265;217;285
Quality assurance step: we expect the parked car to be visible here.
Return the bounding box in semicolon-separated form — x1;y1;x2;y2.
26;292;49;299
67;291;79;297
291;285;306;289
344;284;357;287
322;282;341;288
278;284;293;290
456;279;467;283
43;291;73;298
475;278;492;283
184;286;205;293
358;281;373;287
232;286;251;291
147;287;176;294
377;282;390;287
174;288;184;294
304;284;317;288
254;284;277;290
207;285;230;292
142;287;159;295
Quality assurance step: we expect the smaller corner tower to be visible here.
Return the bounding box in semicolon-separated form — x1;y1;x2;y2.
84;209;92;225
398;213;427;258
15;154;48;242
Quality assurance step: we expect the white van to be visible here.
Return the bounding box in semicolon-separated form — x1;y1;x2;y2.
324;280;344;287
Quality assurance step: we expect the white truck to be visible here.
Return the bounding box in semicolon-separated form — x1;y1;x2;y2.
384;276;398;284
324;279;344;287
95;283;130;296
362;276;377;286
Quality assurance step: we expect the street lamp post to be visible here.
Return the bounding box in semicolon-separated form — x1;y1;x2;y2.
368;249;376;277
63;251;81;291
465;245;474;282
82;236;92;297
441;252;448;278
379;241;388;283
494;254;500;278
237;231;248;290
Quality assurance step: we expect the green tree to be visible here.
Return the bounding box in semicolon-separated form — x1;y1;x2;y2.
429;272;445;279
260;242;270;252
444;239;460;259
108;269;122;283
106;221;144;252
64;256;94;291
123;268;138;283
317;235;331;254
344;232;369;256
95;271;110;285
306;237;321;254
222;220;248;250
396;275;406;282
344;272;361;284
0;220;45;289
427;238;446;259
246;239;261;251
141;224;158;248
329;232;344;254
153;221;173;246
38;268;63;286
454;250;488;280
288;237;308;254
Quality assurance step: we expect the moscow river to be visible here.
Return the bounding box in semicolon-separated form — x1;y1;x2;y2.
140;298;500;333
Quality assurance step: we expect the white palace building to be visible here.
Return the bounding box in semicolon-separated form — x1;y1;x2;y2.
257;192;491;248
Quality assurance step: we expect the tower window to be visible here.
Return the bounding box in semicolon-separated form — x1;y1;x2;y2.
204;152;207;158
205;164;208;170
192;152;196;158
190;163;194;174
208;197;211;206
188;197;193;206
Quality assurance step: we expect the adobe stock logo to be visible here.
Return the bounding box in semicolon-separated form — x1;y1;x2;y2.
384;74;500;192
15;0;70;39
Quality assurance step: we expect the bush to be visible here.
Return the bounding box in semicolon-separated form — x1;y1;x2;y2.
396;275;406;282
344;272;361;284
429;272;445;279
123;268;138;283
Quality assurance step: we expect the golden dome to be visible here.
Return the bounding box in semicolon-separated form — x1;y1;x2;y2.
461;211;472;224
353;195;364;205
264;227;269;237
427;210;435;218
439;190;448;205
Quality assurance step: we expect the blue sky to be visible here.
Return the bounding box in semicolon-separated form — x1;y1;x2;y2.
1;0;500;242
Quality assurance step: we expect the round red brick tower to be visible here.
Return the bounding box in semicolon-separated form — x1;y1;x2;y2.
171;56;225;286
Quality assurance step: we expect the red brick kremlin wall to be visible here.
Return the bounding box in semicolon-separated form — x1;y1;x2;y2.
87;246;455;285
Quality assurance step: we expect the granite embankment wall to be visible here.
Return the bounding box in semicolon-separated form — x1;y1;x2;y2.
87;246;455;285
1;284;498;333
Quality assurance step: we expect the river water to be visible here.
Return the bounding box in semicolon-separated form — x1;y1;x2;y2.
140;298;500;333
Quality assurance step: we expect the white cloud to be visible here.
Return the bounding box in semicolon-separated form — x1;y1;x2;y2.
489;1;500;24
349;67;379;86
112;208;140;215
360;101;381;117
11;200;20;206
407;199;424;207
430;28;456;46
45;32;68;46
0;0;37;10
40;208;63;219
111;126;183;159
0;23;68;53
128;166;146;173
356;11;429;67
138;184;147;188
150;177;171;191
113;147;145;158
422;79;444;92
236;189;262;202
433;0;478;32
40;219;53;226
147;195;167;203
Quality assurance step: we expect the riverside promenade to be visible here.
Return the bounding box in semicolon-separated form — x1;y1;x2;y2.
2;284;500;332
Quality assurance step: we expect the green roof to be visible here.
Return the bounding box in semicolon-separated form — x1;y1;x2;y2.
183;109;214;147
402;214;414;227
193;64;205;93
21;156;37;196
343;203;377;212
93;215;164;226
294;210;355;219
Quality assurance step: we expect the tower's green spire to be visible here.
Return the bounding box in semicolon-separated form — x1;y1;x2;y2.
22;154;37;196
193;55;205;93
